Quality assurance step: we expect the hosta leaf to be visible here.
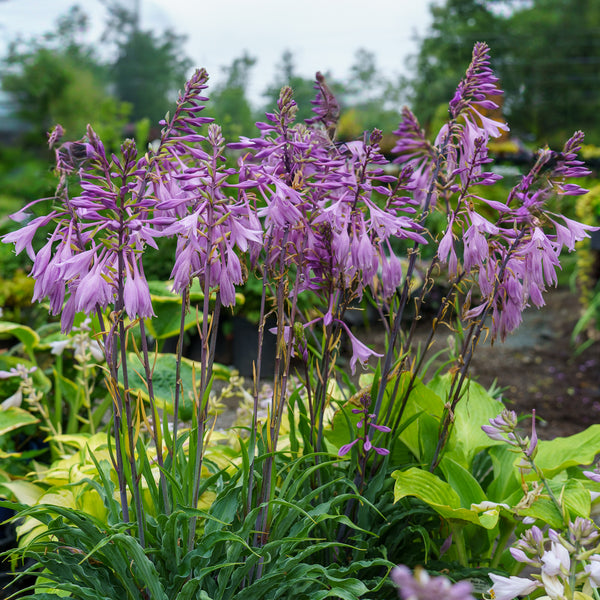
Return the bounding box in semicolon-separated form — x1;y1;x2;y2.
0;321;39;358
391;374;445;464
486;445;521;502
439;456;487;508
0;406;39;435
429;374;505;468
121;352;231;419
0;480;45;505
392;467;487;526
535;425;600;478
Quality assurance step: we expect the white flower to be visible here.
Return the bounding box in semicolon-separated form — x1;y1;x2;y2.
489;573;539;600
470;501;510;514
541;542;570;577
1;388;22;409
89;340;104;362
49;339;71;356
584;556;600;587
541;571;565;600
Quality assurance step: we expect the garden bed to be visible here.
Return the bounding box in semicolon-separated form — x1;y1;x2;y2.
357;286;600;439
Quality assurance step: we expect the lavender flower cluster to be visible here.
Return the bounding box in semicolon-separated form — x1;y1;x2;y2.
1;43;595;376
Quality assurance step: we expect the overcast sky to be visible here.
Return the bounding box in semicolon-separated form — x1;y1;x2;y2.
0;0;434;106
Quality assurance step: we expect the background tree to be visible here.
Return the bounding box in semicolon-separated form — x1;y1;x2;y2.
262;50;317;123
207;52;257;141
337;48;405;152
407;0;600;145
102;1;192;124
407;0;510;131
2;6;129;146
499;0;600;145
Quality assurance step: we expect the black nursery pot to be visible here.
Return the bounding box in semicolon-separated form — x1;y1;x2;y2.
0;506;19;595
0;505;36;597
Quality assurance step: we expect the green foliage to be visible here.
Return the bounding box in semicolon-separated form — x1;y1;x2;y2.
207;52;258;142
573;183;600;348
2;32;129;145
3;443;397;599
409;0;600;145
111;29;191;124
262;50;318;124
387;375;600;570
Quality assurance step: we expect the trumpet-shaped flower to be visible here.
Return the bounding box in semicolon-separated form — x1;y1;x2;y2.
488;573;539;600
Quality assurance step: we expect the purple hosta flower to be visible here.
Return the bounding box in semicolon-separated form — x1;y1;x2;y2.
392;565;475;600
449;42;506;127
481;409;519;444
336;319;382;374
338;393;390;457
525;409;538;458
161;124;262;305
512;525;547;567
310;131;425;300
159;68;214;142
305;71;340;139
462;211;498;275
488;573;539;600
584;463;600;484
398;43;507;211
47;123;64;148
482;409;539;458
568;517;600;546
437;216;460;275
2;213;57;261
233;83;425;313
123;258;155;321
2;123;167;332
392;107;436;208
551;215;598;252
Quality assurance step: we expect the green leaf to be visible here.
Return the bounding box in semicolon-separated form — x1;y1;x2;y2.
553;478;591;520
144;298;200;340
439;456;487;508
391;374;445;464
486;445;521;502
53;370;83;409
121;352;231;419
535;425;600;478
0;321;39;358
0;406;39;435
392;467;490;527
0;480;45;505
144;280;243;340
518;496;563;529
429;374;505;468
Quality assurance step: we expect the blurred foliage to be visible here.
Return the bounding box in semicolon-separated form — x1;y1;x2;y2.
575;184;600;331
2;6;130;146
262;50;317;124
408;0;600;146
101;1;192;125
206;52;257;142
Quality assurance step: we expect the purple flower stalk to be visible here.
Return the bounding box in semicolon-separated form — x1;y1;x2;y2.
482;409;538;457
338;393;390;457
